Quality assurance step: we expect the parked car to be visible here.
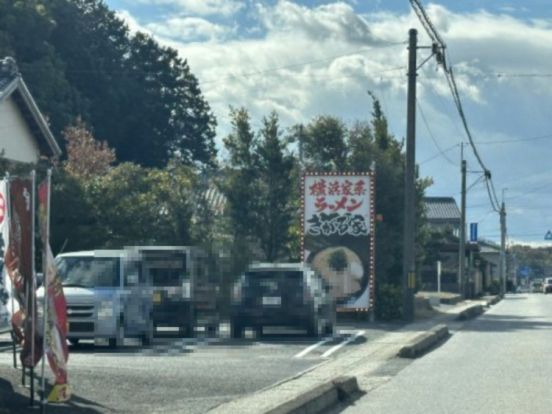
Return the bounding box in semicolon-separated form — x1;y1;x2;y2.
531;280;543;293
542;278;552;294
38;250;154;348
230;263;335;338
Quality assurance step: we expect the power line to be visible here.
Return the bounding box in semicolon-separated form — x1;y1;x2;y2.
490;72;552;79
410;0;501;214
419;143;459;165
476;133;552;145
416;98;457;166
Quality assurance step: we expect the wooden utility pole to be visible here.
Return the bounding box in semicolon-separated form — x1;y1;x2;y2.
402;28;417;321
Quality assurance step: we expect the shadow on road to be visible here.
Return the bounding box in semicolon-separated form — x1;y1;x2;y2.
0;370;108;414
458;312;552;332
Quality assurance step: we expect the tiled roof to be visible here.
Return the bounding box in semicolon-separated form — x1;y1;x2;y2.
424;197;461;221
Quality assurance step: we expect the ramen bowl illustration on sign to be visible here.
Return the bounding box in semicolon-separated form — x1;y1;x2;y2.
309;246;364;302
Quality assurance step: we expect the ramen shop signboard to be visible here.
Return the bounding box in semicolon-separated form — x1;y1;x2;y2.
302;173;375;311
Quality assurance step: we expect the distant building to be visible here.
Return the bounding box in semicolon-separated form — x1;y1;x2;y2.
0;57;61;164
424;196;461;236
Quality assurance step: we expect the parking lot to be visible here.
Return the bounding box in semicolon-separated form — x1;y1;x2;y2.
0;322;392;413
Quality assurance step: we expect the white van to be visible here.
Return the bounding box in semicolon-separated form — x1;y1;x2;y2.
39;250;153;348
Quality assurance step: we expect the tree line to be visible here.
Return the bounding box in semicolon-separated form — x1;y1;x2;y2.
0;0;433;318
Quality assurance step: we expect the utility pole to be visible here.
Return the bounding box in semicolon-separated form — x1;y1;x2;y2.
459;144;466;297
500;200;507;295
402;28;417;321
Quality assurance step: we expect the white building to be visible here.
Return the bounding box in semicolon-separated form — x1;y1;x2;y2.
0;57;61;164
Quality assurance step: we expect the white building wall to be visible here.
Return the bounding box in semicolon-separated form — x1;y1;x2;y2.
0;96;41;163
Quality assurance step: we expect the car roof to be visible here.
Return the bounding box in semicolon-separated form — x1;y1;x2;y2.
57;250;126;259
248;262;308;271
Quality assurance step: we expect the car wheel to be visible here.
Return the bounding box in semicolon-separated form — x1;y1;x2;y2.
141;318;154;346
306;316;323;338
323;321;334;336
109;317;125;349
231;321;243;339
253;325;263;339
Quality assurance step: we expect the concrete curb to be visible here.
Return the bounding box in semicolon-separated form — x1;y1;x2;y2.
440;296;463;305
457;304;484;321
485;295;501;307
263;376;360;414
398;324;449;358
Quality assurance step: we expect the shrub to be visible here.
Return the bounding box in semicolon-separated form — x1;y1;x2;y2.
375;283;403;321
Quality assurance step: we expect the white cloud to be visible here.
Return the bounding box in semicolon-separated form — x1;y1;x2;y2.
257;1;384;45
113;2;552;243
147;17;231;41
131;0;243;16
116;10;151;36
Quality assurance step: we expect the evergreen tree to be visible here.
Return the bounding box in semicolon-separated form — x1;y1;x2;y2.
221;107;259;272
0;0;217;168
256;112;294;261
301;116;348;172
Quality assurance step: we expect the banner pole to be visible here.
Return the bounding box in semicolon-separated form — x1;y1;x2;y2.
30;170;36;406
40;169;51;413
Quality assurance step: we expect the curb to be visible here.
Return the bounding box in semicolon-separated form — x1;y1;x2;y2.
263;376;360;414
398;324;449;359
440;296;463;305
457;304;484;321
486;295;501;306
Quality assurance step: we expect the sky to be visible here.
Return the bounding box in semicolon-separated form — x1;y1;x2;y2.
104;0;552;247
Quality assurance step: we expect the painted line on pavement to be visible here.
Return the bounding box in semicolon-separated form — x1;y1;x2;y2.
294;337;333;359
321;330;365;358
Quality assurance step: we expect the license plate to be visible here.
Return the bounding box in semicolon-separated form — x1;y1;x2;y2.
153;292;162;304
262;296;281;306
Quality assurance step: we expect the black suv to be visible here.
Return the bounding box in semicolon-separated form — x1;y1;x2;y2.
230;263;335;338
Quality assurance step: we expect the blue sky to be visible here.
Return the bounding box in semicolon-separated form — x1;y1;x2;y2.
105;0;552;246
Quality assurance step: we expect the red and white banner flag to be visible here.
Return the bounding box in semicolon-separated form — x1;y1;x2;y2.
4;178;41;367
38;178;70;402
0;179;12;327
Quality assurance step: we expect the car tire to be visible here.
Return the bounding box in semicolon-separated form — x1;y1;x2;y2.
109;317;125;349
253;325;262;339
231;321;243;339
323;321;334;336
306;316;323;338
141;318;154;346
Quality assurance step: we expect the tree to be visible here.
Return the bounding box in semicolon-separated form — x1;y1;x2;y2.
1;0;218;167
63;118;115;180
83;162;195;248
50;169;104;254
301;116;348;172
256;112;294;261
0;0;81;134
221;107;260;272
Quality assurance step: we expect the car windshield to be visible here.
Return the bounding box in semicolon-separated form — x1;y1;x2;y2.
56;256;121;288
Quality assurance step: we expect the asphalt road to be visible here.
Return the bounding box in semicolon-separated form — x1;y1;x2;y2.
336;293;552;414
0;322;391;413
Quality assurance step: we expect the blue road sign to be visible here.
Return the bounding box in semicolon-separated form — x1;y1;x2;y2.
518;266;531;278
470;223;478;242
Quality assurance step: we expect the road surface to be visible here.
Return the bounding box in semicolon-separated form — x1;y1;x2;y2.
335;293;552;414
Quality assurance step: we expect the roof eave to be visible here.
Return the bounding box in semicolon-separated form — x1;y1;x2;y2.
13;76;62;158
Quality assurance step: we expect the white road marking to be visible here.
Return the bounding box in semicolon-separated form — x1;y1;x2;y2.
321;330;365;358
294;337;333;359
